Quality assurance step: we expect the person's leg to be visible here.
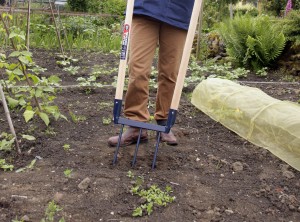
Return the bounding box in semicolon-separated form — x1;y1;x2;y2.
124;16;160;122
155;23;187;145
108;16;160;147
155;23;187;122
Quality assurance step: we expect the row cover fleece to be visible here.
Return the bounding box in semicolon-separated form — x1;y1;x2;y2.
191;78;300;171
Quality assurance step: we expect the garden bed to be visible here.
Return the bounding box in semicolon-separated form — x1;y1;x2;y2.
0;49;300;222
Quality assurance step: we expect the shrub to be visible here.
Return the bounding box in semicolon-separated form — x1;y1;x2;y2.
281;10;300;46
233;2;258;17
67;0;88;12
218;15;286;70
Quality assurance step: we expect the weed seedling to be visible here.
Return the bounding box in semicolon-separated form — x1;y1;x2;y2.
102;117;111;125
64;169;72;178
0;159;14;171
69;111;86;123
63;144;70;151
41;200;65;222
0;132;14;152
127;172;175;217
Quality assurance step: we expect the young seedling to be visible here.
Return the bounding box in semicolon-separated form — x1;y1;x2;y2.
0;159;14;171
127;172;175;217
62;144;70;151
41;200;65;222
63;169;72;178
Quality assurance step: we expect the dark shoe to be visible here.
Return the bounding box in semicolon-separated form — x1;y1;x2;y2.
161;130;178;146
108;127;148;147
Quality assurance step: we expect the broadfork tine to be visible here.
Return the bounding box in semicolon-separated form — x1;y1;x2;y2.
131;128;143;167
112;124;124;165
152;131;161;169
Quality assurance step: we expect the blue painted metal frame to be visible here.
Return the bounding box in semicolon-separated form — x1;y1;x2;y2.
113;99;177;133
112;98;178;169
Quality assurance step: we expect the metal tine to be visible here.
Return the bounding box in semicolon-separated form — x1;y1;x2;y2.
113;124;125;165
152;131;161;169
131;128;143;167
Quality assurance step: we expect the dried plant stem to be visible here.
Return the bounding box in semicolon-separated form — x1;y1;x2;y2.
0;83;21;154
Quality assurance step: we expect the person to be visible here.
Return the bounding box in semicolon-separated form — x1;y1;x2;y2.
108;0;194;147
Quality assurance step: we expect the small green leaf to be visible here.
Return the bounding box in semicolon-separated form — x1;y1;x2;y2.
23;110;35;122
39;112;50;126
132;207;143;217
9;51;21;57
22;135;36;141
7;97;19;109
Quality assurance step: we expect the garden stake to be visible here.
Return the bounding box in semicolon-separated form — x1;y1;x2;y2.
26;0;31;50
112;0;203;169
0;83;21;154
48;0;65;58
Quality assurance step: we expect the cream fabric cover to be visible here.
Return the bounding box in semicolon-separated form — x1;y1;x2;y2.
191;78;300;171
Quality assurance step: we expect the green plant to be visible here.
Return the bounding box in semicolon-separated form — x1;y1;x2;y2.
41;200;65;222
0;159;14;171
63;144;70;151
102;117;111;125
256;67;268;77
16;159;37;173
0;132;14;152
281;10;300;46
44;126;57;136
0;14;66;126
69;110;86;123
218;15;286;70
127;172;175;217
63;66;80;75
64;168;72;178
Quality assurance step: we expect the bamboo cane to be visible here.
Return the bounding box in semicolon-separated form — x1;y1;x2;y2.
48;0;65;57
26;0;31;50
0;83;21;154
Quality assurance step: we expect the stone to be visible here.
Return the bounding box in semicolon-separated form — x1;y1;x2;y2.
282;170;295;179
78;177;91;190
232;161;243;172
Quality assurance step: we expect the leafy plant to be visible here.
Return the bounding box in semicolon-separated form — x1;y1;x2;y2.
0;13;67;126
41;200;65;222
64;168;73;178
0;132;14;151
218;15;286;70
63;144;70;151
0;159;14;171
127;172;175;217
102;117;111;125
69;110;86;123
16;159;37;173
281;10;300;46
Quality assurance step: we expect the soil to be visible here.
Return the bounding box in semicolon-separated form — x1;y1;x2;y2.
0;49;300;222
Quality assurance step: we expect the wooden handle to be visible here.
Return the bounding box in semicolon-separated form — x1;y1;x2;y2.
115;0;135;100
170;0;203;110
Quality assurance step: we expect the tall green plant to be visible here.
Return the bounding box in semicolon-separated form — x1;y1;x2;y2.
218;15;285;70
282;10;300;46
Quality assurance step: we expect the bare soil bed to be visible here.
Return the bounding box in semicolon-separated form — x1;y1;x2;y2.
0;49;300;222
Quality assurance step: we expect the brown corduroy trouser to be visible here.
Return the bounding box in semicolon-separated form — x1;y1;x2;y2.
124;15;187;123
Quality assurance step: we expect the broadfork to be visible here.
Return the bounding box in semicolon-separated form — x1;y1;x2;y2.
112;0;203;169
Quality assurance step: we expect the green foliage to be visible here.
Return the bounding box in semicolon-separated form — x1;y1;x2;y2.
187;58;249;83
67;0;88;12
127;172;175;217
281;10;300;46
0;132;14;152
0;19;67;126
233;2;258;17
218;15;286;70
41;200;64;222
67;0;126;15
64;168;73;178
0;159;14;171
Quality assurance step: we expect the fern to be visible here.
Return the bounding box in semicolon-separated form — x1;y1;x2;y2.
218;15;286;70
